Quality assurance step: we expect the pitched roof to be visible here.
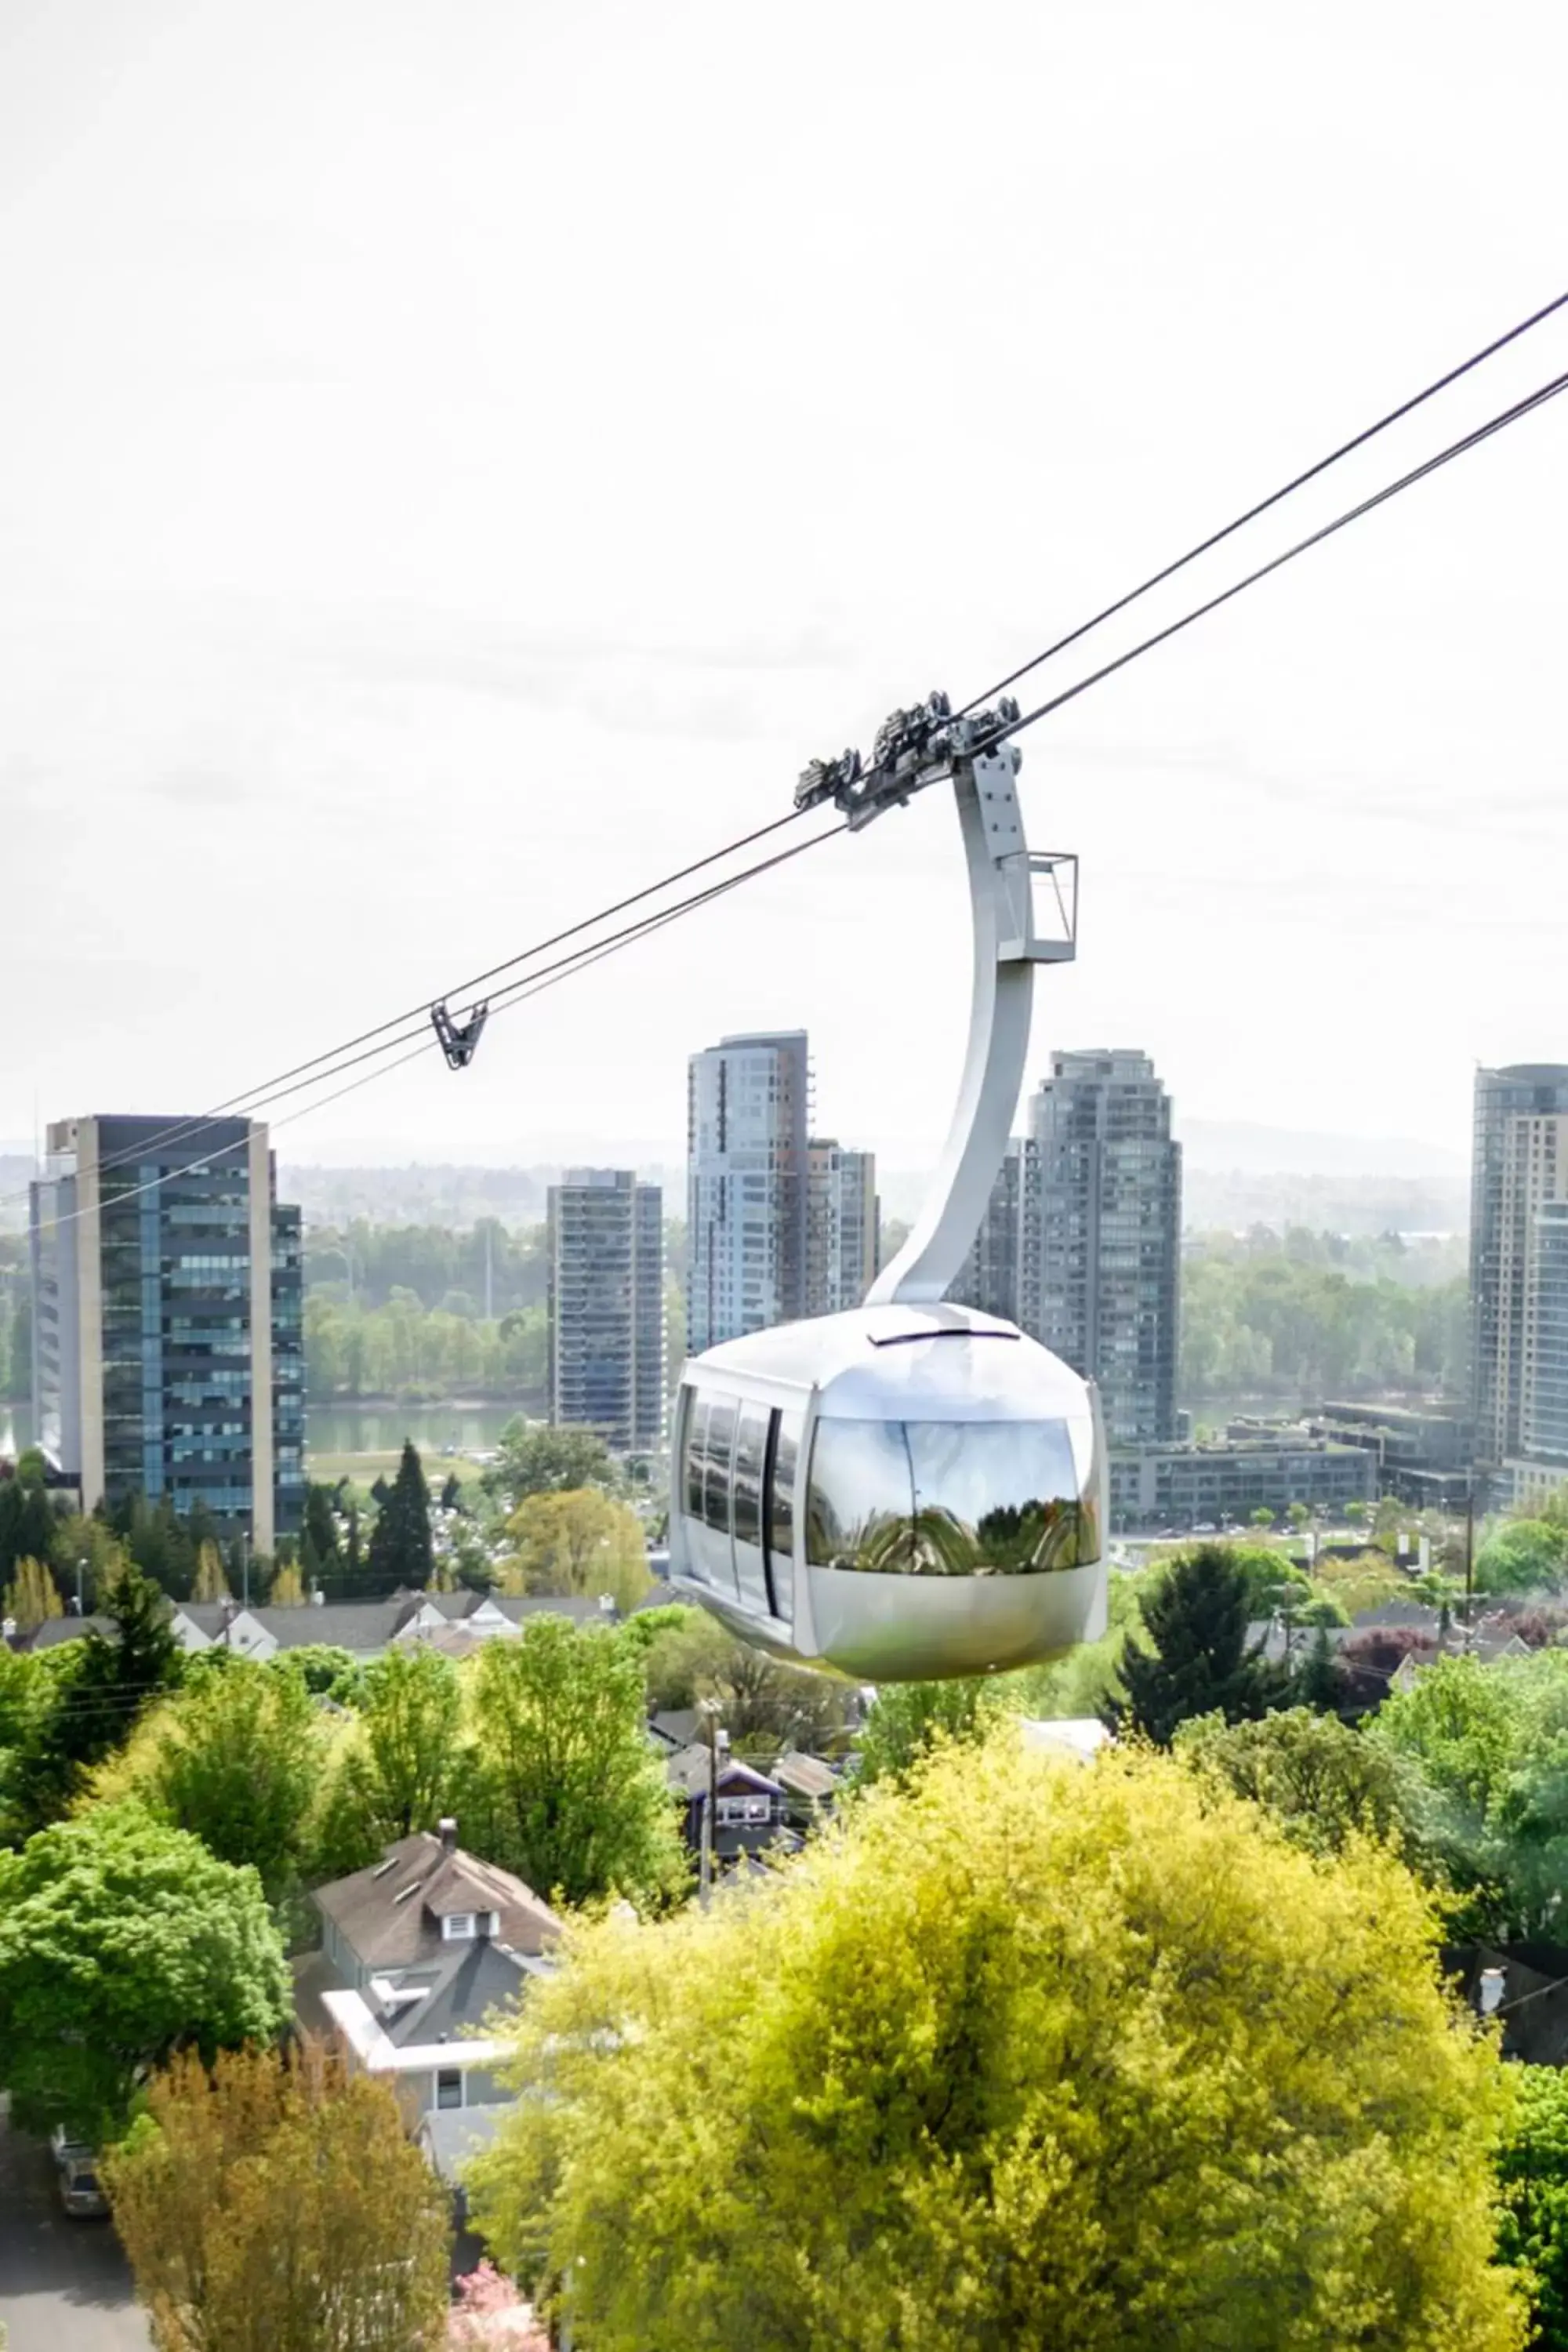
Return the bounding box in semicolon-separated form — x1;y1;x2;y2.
313;1831;562;1967
665;1745;782;1800
372;1935;539;2049
23;1613;112;1650
648;1708;701;1751
771;1750;838;1799
177;1599;411;1652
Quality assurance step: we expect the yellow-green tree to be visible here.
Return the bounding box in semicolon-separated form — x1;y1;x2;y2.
2;1555;62;1632
268;1559;307;1606
499;1486;651;1617
191;1541;230;1603
106;2040;450;2351
468;1731;1527;2352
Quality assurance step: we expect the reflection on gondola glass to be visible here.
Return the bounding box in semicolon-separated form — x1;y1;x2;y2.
768;1412;800;1628
805;1417;1099;1574
733;1405;770;1613
684;1396;709;1521
705;1400;735;1530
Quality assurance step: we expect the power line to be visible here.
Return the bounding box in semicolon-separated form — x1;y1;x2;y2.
8;805;812;1200
957;283;1568;719
15;295;1568;1210
992;364;1568;750
28;822;849;1232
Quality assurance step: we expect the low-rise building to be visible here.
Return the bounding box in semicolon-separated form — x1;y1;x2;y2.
1109;1433;1374;1532
1309;1399;1475;1508
665;1743;789;1865
18;1588;611;1661
303;1821;561;2125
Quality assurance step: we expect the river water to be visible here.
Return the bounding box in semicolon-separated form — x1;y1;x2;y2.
0;1400;524;1466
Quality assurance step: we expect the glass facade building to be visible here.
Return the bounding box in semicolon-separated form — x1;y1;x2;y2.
546;1170;664;1452
29;1115;303;1547
1029;1050;1181;1445
805;1138;879;1316
948;1134;1042;1333
1469;1065;1568;1483
687;1031;811;1353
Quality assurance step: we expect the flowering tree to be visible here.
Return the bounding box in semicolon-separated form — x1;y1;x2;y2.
448;2263;549;2348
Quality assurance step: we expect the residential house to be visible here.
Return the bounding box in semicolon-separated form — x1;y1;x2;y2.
665;1743;789;1865
301;1820;562;2125
770;1748;840;1831
17;1588;610;1663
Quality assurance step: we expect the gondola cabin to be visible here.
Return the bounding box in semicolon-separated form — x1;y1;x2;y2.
669;1301;1107;1681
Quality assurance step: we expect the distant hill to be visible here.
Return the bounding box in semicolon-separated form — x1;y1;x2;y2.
1180;1120;1465;1182
281;1161;685;1229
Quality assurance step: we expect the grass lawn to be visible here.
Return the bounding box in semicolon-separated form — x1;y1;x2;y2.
307;1449;488;1490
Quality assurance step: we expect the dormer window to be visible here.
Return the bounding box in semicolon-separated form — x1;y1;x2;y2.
442;1912;477;1940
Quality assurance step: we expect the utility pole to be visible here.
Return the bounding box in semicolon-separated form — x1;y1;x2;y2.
698;1703;728;1907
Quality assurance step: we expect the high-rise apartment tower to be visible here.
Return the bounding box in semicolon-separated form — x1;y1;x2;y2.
949;1135;1042;1333
686;1031;810;1352
1470;1065;1568;1485
806;1138;879;1316
1030;1050;1181;1444
30;1116;303;1549
546;1170;664;1453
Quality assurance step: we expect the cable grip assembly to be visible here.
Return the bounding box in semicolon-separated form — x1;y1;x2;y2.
430;999;490;1070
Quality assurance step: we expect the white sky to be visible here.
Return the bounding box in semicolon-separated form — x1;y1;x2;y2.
3;0;1566;1174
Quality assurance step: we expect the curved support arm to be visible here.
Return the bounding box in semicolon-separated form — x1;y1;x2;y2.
867;747;1050;1307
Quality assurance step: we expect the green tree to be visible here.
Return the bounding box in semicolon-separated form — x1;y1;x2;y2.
356;1644;463;1837
1112;1544;1287;1744
137;1660;325;1903
269;1559;307;1606
641;1607;846;1751
275;1642;363;1700
0;1472;55;1586
853;1676;999;1786
1498;2065;1568;2352
462;1617;684;1908
1369;1651;1568;1940
2;1555;63;1632
1294;1622;1348;1711
1477;1519;1568;1597
0;1805;289;2139
9;1557;183;1829
499;1487;652;1617
366;1439;434;1592
191;1539;230;1603
1176;1705;1425;1862
106;2041;450;2352
486;1421;615;1504
467;1732;1526;2351
303;1481;343;1574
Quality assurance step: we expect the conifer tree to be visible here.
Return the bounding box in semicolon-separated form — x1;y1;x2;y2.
366;1441;433;1593
192;1541;230;1604
270;1560;307;1607
2;1555;63;1632
303;1483;343;1576
1112;1544;1288;1746
343;1501;366;1595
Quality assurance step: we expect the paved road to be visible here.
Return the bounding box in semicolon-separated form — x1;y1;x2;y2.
0;2100;150;2352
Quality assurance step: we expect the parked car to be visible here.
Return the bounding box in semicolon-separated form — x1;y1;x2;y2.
59;2158;108;2219
49;2124;92;2171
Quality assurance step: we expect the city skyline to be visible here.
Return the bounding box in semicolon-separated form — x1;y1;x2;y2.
5;9;1568;1183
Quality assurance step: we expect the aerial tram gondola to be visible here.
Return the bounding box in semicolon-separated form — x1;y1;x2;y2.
668;697;1109;1680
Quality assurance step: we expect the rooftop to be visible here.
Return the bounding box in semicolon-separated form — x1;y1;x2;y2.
314;1830;562;1969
